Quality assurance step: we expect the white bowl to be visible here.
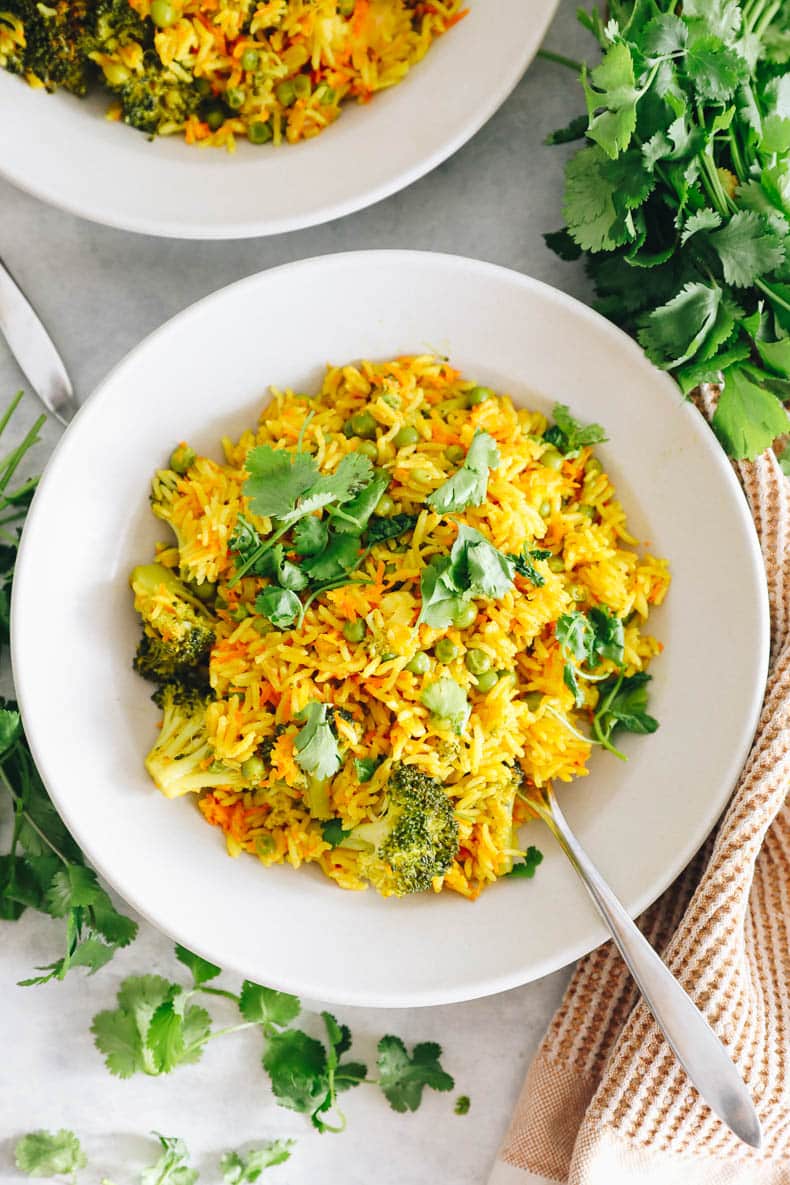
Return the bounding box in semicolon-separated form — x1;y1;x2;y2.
0;1;558;239
12;251;769;1007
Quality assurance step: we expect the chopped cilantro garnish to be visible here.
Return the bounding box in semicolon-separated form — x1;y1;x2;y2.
419;524;515;629
420;677;471;736
505;846;544;879
427;430;500;515
544;404;608;455
293;702;342;781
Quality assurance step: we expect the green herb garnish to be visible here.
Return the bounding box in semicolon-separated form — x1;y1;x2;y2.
427;430;500;514
505;846;544;879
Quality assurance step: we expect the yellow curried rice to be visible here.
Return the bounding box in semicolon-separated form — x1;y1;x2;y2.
132;356;670;899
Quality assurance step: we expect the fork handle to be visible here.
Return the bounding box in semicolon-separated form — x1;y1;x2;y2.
539;790;761;1148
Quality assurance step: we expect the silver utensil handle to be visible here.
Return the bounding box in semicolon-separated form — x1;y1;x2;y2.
543;790;762;1149
0;257;77;426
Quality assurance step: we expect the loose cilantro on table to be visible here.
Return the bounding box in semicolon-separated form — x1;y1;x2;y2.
505;846;545;879
15;1130;86;1180
454;1095;471;1115
220;1140;294;1185
427;430;500;514
543;0;790;459
141;1135;198;1185
90;946;456;1133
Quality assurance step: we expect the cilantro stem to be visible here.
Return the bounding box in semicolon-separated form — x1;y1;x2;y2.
229;521;291;586
196;985;240;1003
0;415;45;495
754;0;780;37
205;1021;259;1041
296;410;315;455
537;48;583;73
543;704;601;746
756;277;790;316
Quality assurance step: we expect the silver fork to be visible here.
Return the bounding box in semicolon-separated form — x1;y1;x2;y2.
523;785;762;1148
0;256;78;426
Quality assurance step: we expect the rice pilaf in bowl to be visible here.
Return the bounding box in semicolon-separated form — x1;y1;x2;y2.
131;355;670;900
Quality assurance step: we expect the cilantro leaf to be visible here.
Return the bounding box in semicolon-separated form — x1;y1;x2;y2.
777;443;790;476
545;113;588;145
556;612;589;662
685;35;748;102
563;145;635;252
427;431;500;515
219;1141;294;1185
455;525;515;599
238;982;301;1029
331;477;388;535
364;513;418;545
508;548;550;587
417;559;465;630
303;532;361;583
91;974;212;1078
244;446;318;519
321;819;350;847
711;211;786;287
593;671;659;756
174;944;222;987
292;516;328;557
505;846;544;879
254;587;301;630
546;404;608;453
262;1029;329;1115
293;702;342;780
758;337;790;378
680;208;723;245
582;41;640;158
376;1036;454;1113
642;13;687;57
354;756;380;783
454;1095;471;1115
589;606;625;664
0;704;21;755
421;677;470;735
638;283;723;367
280;454;374;526
712;365;790;458
141;1134;198;1185
45;865;102;917
15;1130;86;1179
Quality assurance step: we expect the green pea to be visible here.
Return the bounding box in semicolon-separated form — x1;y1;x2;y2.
542;447;564;471
375;493;395;517
585;457;603;478
315;83;336;104
252;618;271;635
169;442;195;474
226;86;246;109
394;425;419;448
444;444;465;464
248;120;272;144
406;651;430;675
547;555;565;573
578;504;596;521
275;79;296;107
451;601;478;630
475;670;499;694
195;77;212;97
356;440;378;460
241;49;260;71
204;104;225;131
230;604;249;621
150;0;178;27
412;468;433;484
381;391;401;408
350;410;377;439
466;385;492;407
539;499;552;517
524;690;544;712
256;833;276;856
343;618;366;643
380;652;397;662
435;639;458;664
292;74;311;99
241;755;266;783
465;648;491;675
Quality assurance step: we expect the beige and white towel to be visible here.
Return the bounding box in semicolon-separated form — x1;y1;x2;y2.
492;401;790;1185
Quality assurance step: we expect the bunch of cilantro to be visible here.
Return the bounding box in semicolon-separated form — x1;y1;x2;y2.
545;0;790;460
0;394;138;983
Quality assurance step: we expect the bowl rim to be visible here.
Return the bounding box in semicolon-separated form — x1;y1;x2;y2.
0;1;559;240
11;249;771;1006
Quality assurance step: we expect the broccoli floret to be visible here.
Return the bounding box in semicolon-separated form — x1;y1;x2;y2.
131;563;214;683
145;684;245;799
4;0;92;94
341;764;459;896
116;58;204;136
88;0;147;53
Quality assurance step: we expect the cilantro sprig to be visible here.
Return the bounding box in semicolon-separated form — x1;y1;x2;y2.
91;946;456;1134
556;606;625;702
544;0;790;459
14;1130;86;1180
419;524;516;628
427;431;500;514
